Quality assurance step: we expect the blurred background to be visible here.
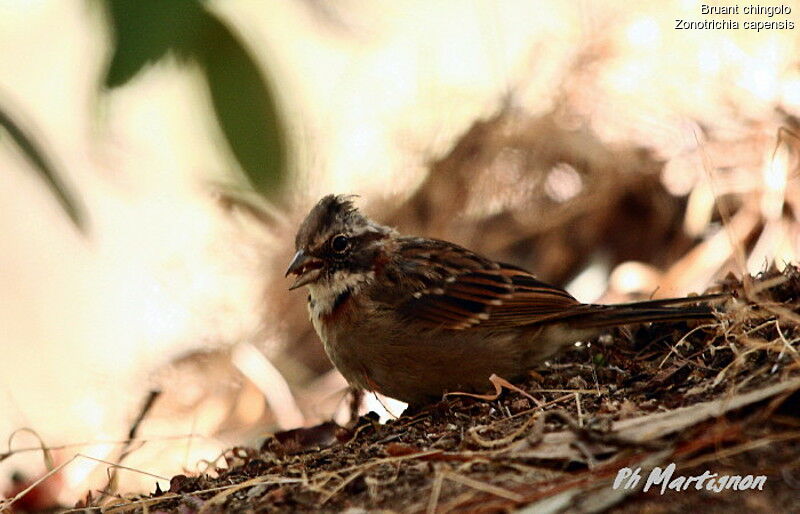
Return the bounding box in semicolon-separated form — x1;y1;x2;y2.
1;0;799;507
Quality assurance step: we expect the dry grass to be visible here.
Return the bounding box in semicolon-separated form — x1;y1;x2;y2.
27;264;797;513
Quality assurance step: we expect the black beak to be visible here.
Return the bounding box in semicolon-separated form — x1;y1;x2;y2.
285;250;310;277
285;250;324;290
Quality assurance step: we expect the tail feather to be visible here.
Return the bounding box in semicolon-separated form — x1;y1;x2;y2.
597;292;729;310
564;306;715;329
544;292;726;329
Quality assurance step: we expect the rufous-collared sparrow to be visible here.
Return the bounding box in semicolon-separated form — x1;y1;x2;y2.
286;195;721;406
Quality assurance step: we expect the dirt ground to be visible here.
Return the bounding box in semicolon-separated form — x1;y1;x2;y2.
60;265;800;513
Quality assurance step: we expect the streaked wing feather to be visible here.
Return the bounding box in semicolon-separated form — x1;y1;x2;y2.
479;264;582;326
396;238;581;329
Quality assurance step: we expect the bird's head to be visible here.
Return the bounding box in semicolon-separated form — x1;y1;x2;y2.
286;195;394;291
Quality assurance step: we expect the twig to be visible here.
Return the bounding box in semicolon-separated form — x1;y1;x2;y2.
102;390;162;500
426;467;445;514
678;430;800;470
3;454;169;513
468;411;542;449
445;374;543;406
318;470;363;505
574;393;584;428
442;471;523;502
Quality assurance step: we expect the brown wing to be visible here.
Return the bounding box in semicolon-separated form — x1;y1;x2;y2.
394;238;581;330
481;264;584;327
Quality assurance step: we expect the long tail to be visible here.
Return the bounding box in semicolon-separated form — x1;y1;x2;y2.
548;292;727;329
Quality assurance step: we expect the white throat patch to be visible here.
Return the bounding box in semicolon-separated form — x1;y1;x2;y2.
307;270;374;318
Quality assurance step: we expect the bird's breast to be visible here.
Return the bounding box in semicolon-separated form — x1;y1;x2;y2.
307;289;377;392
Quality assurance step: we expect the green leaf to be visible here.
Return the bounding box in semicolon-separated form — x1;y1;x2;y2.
593;353;607;367
99;0;286;195
0;106;86;231
102;0;207;88
198;16;286;195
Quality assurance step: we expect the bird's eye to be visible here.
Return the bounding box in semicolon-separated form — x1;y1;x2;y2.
330;234;350;254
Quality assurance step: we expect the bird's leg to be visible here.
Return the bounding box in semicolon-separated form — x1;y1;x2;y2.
347;386;364;426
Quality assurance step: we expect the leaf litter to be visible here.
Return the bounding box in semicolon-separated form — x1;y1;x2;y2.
56;264;800;513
